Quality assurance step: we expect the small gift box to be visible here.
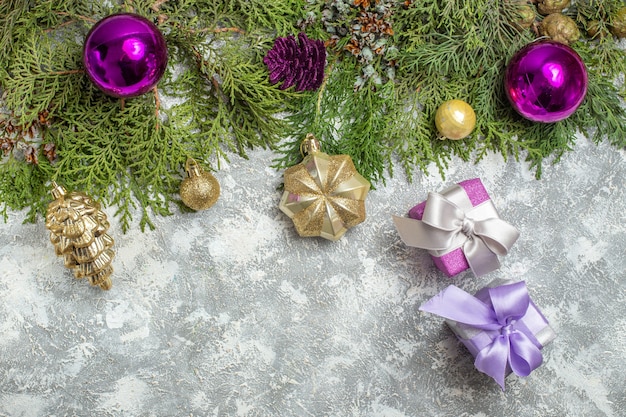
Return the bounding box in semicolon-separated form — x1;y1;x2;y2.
419;279;556;390
393;178;519;277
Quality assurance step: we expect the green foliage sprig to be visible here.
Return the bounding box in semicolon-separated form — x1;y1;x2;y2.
2;0;626;230
278;0;626;183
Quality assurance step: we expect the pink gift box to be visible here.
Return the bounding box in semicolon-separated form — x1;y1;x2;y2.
408;178;499;277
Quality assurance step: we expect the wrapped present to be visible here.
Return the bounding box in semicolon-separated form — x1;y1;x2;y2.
419;279;556;390
393;178;520;277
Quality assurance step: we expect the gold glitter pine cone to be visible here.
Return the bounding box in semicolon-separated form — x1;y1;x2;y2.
510;2;536;31
537;0;570;16
539;13;580;44
45;182;114;290
179;158;220;211
278;134;371;241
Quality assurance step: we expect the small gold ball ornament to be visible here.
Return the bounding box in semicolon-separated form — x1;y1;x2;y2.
435;99;476;140
179;158;220;211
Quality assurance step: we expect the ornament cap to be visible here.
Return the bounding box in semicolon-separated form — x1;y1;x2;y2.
300;134;322;156
185;158;202;178
50;181;67;200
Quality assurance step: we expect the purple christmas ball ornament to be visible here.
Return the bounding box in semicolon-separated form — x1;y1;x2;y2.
83;13;168;98
505;40;588;123
264;33;326;91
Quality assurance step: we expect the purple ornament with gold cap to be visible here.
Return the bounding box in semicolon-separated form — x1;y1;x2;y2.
504;40;587;123
83;13;168;98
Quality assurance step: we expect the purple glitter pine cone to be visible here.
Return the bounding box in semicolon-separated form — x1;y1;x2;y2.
264;33;326;91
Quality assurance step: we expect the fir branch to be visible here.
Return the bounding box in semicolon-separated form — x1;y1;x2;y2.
571;68;626;148
220;0;307;36
1;30;86;126
0;1;30;64
0;155;51;223
48;96;183;231
165;19;300;160
279;58;395;185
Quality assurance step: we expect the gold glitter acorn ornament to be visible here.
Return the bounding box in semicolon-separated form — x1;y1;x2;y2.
179;158;220;210
279;134;371;241
435;99;476;140
45;182;114;290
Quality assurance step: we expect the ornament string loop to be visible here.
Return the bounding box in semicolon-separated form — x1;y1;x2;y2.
185;157;202;177
419;281;544;390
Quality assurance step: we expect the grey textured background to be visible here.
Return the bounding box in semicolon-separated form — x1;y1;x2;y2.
1;134;624;417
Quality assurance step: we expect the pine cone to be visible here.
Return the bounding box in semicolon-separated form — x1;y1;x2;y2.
537;0;570;16
263;32;326;91
539;13;580;44
610;7;626;38
46;182;115;290
586;20;610;39
507;1;536;31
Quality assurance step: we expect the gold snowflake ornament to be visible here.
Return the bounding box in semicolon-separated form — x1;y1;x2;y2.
279;135;370;241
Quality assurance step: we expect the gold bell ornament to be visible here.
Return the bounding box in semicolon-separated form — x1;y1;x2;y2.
45;182;115;290
434;99;476;140
279;134;371;241
179;158;220;211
